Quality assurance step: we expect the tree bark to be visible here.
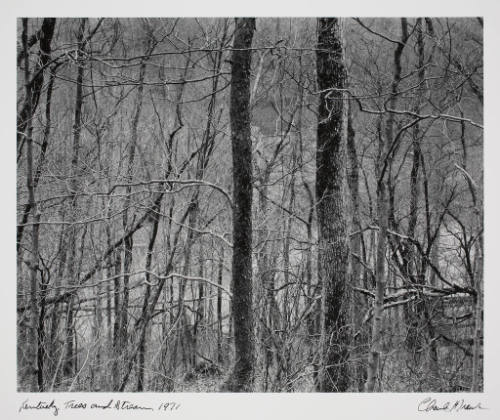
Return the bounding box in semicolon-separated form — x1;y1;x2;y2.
315;17;350;392
63;17;86;380
22;18;40;391
17;18;56;163
223;17;256;392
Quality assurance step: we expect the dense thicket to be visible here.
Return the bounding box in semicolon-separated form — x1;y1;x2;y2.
17;17;483;392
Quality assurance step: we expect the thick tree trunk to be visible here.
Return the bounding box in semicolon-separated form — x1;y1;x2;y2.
315;18;350;392
223;17;256;392
17;18;56;164
21;18;40;391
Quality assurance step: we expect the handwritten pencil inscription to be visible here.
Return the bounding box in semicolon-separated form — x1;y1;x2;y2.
19;399;181;416
418;397;487;413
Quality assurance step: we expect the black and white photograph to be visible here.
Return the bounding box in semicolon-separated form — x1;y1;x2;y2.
4;0;500;418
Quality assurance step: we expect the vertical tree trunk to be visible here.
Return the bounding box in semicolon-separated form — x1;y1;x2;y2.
177;203;197;370
315;17;350;392
35;67;58;391
16;18;56;164
21;18;40;391
405;19;428;361
471;244;483;391
346;106;367;391
120;47;148;383
365;155;388;392
48;214;67;385
193;242;205;365
365;19;408;392
111;249;122;388
18;65;57;255
255;169;274;390
217;246;224;365
136;207;160;391
223;17;256;392
37;272;49;391
63;18;86;381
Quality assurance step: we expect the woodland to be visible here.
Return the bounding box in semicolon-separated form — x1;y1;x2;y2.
16;17;483;392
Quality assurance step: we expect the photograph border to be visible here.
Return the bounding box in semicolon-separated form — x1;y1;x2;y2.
3;1;499;418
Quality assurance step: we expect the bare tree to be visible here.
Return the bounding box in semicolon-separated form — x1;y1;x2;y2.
223;17;256;392
315;17;350;392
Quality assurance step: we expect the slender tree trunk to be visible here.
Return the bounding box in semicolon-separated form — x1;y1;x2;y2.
346;106;367;390
136;207;160;391
217;246;225;365
111;249;122;389
37;272;49;391
35;67;58;391
365;19;408;392
315;18;350;392
405;19;427;359
176;203;197;370
193;243;205;365
223;17;256;392
48;215;67;385
255;169;274;390
120;48;148;383
471;244;483;391
365;167;388;392
62;18;86;381
92;246;102;391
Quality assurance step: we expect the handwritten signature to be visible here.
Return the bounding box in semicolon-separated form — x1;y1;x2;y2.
418;397;487;413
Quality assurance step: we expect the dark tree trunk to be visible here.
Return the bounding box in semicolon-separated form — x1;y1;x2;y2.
48;217;67;384
63;18;86;380
315;17;350;392
17;18;56;164
223;17;256;392
136;207;160;391
17;66;57;255
21;18;40;391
